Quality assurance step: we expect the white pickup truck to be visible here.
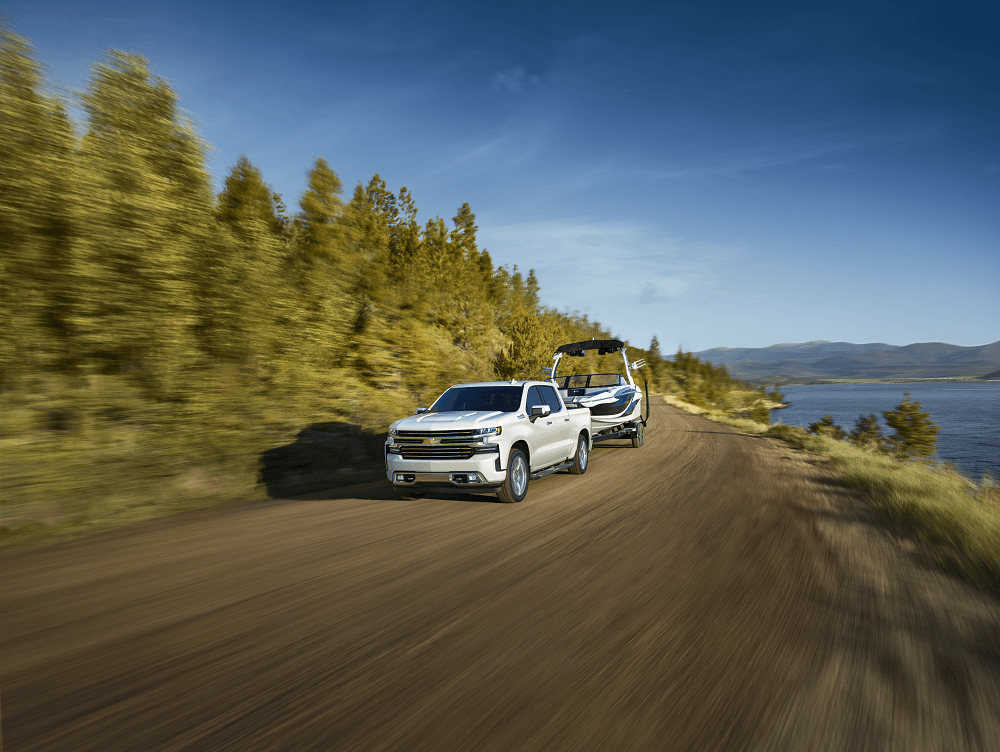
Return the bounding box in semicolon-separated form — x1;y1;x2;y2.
384;381;592;502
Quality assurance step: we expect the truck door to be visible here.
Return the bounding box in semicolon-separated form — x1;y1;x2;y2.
539;384;575;461
526;386;560;469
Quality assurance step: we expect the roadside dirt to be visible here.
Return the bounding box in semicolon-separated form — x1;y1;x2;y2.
2;402;998;751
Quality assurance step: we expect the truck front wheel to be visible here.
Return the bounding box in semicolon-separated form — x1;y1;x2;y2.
497;448;529;503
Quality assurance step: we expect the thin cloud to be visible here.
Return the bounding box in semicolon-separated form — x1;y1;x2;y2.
492;66;542;94
644;125;942;181
430;135;510;175
639;278;690;304
422;130;542;180
483;218;741;310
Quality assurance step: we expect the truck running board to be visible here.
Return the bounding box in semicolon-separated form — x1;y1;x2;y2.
529;460;575;481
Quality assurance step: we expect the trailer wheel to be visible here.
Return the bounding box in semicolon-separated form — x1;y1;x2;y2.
497;448;529;503
568;433;589;475
631;420;645;448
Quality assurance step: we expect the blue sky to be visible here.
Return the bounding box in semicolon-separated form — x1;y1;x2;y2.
6;0;998;353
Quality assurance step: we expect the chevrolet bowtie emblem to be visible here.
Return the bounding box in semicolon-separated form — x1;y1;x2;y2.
424;437;440;445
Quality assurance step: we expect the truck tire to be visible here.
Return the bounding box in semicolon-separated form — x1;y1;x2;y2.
496;448;529;503
568;433;589;475
631;420;644;448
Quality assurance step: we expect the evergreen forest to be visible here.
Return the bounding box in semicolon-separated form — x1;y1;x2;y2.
0;27;749;537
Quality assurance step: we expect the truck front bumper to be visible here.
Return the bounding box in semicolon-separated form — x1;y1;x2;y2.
384;448;507;487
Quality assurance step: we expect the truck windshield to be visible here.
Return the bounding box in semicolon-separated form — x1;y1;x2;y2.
429;386;524;413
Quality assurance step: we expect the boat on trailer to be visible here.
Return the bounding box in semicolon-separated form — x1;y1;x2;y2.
545;339;649;446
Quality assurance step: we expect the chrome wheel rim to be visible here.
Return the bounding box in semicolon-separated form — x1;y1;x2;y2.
579;439;588;470
511;455;527;497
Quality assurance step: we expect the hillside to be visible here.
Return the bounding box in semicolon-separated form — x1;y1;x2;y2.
692;340;1000;383
694;341;899;365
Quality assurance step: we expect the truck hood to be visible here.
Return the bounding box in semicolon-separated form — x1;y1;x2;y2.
394;411;513;431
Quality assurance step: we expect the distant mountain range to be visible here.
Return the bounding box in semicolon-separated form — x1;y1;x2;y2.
690;340;1000;383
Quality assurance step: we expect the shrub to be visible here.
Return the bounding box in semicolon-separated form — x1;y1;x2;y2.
808;414;846;440
848;413;886;451
883;392;940;459
749;400;771;425
764;423;808;446
683;382;709;408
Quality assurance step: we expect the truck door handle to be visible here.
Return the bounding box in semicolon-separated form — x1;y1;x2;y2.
563;418;569;422
546;421;552;425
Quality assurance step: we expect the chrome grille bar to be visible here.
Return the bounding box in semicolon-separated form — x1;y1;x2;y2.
397;430;477;437
400;447;476;460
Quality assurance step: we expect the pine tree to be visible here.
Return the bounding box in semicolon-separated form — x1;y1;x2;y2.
76;50;212;395
648;336;662;363
297;157;346;265
449;202;478;261
849;413;885;451
403;203;499;375
388;186;421;270
674;346;686;371
292;157;355;367
207;156;289;368
883;392;940;459
0;27;82;384
349;175;395;312
495;309;549;379
348;177;449;394
444;203;494;355
215;154;285;237
523;269;541;311
808;414;846;440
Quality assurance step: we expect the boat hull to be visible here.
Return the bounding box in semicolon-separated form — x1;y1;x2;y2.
561;385;643;432
589;398;643;432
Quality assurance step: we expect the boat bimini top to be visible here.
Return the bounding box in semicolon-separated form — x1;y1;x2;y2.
545;340;648;427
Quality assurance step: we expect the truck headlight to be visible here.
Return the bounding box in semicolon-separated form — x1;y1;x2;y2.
388;427;398;437
387;436;395;446
472;426;501;436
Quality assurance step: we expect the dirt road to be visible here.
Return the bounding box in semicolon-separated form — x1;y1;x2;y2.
2;402;998;751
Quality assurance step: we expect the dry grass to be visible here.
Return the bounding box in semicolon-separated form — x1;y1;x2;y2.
664;395;1000;594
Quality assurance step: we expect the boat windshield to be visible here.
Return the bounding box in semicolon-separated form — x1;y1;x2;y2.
589;374;624;387
557;374;624;389
429;386;524;413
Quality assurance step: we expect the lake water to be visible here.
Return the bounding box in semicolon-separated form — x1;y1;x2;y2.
773;382;999;480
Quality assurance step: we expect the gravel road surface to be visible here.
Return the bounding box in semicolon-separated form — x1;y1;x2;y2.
2;402;998;751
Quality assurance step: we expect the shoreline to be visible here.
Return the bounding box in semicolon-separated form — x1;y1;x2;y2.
762;377;997;386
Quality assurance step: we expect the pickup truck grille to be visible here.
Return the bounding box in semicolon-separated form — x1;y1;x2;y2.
399;446;475;460
397;430;476;440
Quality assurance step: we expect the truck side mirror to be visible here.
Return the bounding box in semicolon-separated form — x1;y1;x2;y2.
530;405;550;419
415;407;428;414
